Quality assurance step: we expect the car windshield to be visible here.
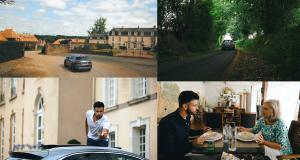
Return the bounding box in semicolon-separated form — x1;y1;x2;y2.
75;56;88;60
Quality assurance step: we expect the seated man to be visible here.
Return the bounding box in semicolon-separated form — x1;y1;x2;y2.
158;91;207;160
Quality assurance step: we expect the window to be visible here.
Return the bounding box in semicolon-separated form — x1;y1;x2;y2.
63;153;109;160
133;78;147;99
110;154;141;160
112;31;115;36
130;117;149;158
109;131;116;148
151;32;154;36
139;127;146;157
36;97;44;145
0;79;4;103
0;119;4;160
104;79;117;107
10;114;16;151
128;32;131;36
10;78;17;98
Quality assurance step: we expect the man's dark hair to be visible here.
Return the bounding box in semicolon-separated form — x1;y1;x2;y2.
178;91;199;107
93;101;104;109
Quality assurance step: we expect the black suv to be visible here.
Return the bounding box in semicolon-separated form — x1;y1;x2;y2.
64;54;92;71
7;145;148;160
221;40;235;50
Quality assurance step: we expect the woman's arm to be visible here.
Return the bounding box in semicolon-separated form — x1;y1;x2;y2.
257;134;281;150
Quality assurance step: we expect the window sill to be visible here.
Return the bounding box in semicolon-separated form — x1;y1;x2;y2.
0;101;5;106
9;95;17;101
128;95;151;105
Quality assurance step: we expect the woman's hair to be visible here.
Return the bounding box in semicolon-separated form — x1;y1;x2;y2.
264;99;281;122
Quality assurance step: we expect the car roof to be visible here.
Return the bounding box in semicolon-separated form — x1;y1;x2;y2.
11;146;146;160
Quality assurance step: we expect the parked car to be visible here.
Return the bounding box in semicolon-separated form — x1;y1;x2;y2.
64;54;92;71
7;145;148;160
221;40;235;50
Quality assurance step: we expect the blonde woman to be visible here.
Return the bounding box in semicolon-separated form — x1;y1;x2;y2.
238;100;292;158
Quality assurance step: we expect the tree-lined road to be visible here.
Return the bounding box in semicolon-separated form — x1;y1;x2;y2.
158;51;236;81
0;51;157;77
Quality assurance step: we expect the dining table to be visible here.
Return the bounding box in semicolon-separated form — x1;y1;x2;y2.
188;131;265;160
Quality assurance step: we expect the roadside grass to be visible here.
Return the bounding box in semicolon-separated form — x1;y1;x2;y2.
234;26;300;80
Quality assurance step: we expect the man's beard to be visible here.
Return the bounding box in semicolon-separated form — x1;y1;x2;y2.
186;107;195;115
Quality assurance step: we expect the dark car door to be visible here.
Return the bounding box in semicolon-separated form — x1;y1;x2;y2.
62;152;110;160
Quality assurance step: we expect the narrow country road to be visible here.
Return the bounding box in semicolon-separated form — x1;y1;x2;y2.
0;51;157;77
158;50;236;81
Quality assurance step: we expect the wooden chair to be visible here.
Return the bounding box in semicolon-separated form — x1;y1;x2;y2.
277;120;300;160
233;108;245;126
203;112;223;130
240;112;256;128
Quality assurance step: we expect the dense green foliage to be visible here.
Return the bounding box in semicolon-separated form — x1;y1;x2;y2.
158;0;300;79
158;0;214;59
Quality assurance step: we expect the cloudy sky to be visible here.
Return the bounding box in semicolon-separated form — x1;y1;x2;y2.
0;0;157;36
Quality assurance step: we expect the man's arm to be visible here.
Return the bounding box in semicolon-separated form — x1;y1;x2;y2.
85;118;88;136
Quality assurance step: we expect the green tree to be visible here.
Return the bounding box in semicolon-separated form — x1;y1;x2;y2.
0;0;14;4
88;17;107;36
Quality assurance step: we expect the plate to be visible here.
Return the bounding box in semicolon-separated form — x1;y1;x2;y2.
237;131;255;142
202;132;223;142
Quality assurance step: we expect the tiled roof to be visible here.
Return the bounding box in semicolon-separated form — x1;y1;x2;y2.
71;38;86;44
17;34;38;42
109;27;157;36
111;27;157;32
2;28;18;39
0;32;7;41
52;39;65;44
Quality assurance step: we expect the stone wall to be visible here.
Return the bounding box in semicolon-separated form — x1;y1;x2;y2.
44;44;70;55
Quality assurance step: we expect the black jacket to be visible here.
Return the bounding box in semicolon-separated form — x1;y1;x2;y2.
158;109;193;159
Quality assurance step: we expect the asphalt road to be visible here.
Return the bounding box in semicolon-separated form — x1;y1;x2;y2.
158;50;236;81
0;51;157;77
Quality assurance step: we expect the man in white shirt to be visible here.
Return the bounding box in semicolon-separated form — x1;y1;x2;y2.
85;101;110;147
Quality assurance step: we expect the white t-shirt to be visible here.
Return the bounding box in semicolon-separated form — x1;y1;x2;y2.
86;110;110;140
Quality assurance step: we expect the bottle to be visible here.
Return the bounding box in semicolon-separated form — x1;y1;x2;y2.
223;124;229;152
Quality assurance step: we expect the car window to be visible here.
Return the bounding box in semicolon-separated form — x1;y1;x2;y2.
62;153;109;160
75;56;88;60
110;154;142;160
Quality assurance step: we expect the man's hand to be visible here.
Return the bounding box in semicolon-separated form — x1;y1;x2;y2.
203;127;212;132
192;135;206;146
98;129;109;139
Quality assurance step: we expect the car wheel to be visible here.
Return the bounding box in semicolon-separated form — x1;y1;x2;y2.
64;60;67;67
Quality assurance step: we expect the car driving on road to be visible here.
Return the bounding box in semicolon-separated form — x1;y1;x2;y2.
7;145;148;160
64;54;92;71
221;40;235;50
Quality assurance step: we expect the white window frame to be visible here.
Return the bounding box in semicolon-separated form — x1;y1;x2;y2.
109;125;118;148
129;117;150;159
36;96;44;145
0;79;4;103
132;78;148;99
10;78;17;98
10;114;16;151
0;119;4;160
139;126;146;157
104;79;117;108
